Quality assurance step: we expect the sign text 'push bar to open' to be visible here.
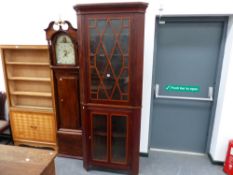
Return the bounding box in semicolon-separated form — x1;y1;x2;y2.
155;84;213;101
165;85;200;92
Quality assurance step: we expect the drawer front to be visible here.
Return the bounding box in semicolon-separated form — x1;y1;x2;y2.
10;111;56;143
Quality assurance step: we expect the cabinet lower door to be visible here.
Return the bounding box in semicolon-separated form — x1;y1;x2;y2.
110;115;128;164
89;110;130;169
91;113;108;161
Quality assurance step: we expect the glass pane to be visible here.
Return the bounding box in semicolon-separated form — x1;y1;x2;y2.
112;87;121;100
122;95;128;100
119;69;129;94
91;93;97;99
98;87;108;99
89;19;96;27
111;19;122;33
91;68;99;94
123;19;129;27
111;115;127;163
55;34;75;65
124;56;128;66
119;28;129;54
96;20;107;34
103;66;115;97
103;25;115;55
92;114;108;161
96;47;107;76
111;46;123;77
90;28;99;54
90;55;95;66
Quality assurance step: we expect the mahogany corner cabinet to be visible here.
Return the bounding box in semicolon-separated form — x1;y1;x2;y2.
74;2;148;174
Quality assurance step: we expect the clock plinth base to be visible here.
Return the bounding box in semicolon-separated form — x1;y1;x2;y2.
57;129;82;158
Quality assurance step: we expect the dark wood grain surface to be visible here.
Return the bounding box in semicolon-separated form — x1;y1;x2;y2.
0;145;56;175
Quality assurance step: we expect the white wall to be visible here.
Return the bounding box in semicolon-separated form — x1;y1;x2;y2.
0;0;77;91
0;0;233;161
210;16;233;161
0;0;77;45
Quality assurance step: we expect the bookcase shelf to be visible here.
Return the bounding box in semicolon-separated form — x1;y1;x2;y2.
6;61;50;66
8;77;51;82
10;91;52;97
10;106;53;112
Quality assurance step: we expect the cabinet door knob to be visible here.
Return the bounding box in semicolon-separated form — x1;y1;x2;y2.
30;126;37;129
60;98;64;102
59;78;63;81
89;136;91;140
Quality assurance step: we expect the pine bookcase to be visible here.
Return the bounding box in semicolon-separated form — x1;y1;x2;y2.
0;45;57;150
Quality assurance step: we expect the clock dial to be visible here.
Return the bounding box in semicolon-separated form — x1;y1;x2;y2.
55;34;75;65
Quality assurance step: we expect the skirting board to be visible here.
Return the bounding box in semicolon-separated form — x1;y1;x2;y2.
148;148;224;165
140;152;149;157
208;153;224;166
150;148;205;156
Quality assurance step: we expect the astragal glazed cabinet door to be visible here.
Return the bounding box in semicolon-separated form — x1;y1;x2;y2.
88;17;130;103
89;109;131;167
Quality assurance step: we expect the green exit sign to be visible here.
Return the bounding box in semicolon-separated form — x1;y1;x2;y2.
165;85;200;92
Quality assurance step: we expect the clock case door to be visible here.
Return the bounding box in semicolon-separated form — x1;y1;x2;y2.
45;21;83;158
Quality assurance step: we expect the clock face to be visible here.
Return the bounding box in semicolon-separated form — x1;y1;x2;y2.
55;34;75;65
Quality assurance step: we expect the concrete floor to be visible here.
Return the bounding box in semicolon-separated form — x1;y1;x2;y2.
55;151;225;175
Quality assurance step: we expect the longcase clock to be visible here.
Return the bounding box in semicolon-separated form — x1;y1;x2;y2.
45;21;82;158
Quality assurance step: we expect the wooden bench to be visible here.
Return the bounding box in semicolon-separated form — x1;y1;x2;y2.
0;145;56;175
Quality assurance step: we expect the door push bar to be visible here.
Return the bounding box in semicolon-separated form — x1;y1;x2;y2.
154;84;214;102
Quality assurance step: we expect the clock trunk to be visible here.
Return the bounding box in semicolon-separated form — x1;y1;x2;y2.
54;70;82;158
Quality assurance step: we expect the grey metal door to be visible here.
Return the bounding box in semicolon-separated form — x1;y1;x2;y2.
150;18;226;153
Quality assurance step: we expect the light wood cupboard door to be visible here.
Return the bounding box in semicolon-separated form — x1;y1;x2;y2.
10;111;56;143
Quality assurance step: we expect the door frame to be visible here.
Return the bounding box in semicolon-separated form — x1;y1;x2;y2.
148;16;228;153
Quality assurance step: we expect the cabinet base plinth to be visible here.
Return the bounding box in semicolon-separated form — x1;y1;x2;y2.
14;140;57;151
57;130;82;158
